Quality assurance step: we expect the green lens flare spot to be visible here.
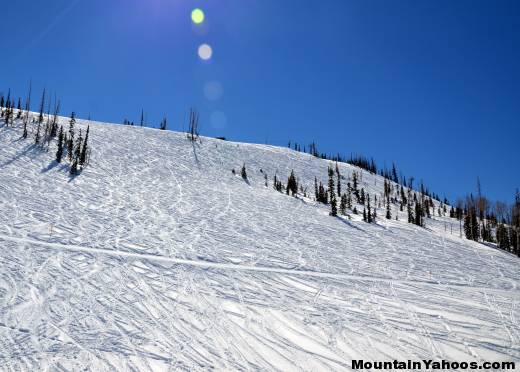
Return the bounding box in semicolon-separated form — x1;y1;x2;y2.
191;8;205;25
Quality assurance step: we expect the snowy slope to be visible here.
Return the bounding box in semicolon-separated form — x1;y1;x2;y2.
0;117;519;371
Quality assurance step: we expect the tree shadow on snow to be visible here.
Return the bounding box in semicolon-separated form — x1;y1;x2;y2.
0;143;39;168
335;216;367;233
41;160;60;173
191;140;202;169
67;169;83;183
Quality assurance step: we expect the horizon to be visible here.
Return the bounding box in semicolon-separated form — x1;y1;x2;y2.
1;0;519;203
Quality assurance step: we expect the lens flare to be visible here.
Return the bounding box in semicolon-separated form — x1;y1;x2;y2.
204;81;223;101
198;44;213;60
191;8;205;24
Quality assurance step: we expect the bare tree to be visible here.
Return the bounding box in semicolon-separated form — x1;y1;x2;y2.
187;108;200;141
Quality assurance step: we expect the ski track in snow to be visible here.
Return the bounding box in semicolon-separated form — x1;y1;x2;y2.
0;119;519;371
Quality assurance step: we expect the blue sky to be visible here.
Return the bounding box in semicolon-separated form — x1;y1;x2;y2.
1;0;519;202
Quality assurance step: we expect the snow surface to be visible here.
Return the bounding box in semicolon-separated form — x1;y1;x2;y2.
0;117;519;371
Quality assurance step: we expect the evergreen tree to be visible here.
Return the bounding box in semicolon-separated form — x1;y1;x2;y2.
67;112;76;162
241;163;248;180
340;193;347;215
318;182;327;204
160;117;167;130
287;170;297;196
386;196;392;219
70;158;78;175
407;199;414;224
463;213;471;239
330;191;337;216
367;195;372;223
336;169;342;197
328;166;337;216
16;98;22;118
56;126;64;163
4;105;12;126
5;89;10;114
496;224;510;250
346;182;352;209
34;119;41;144
414;201;423;227
79;126;89;166
75;130;83;162
50;100;60;138
471;209;479;241
352;171;359;200
391;162;398;183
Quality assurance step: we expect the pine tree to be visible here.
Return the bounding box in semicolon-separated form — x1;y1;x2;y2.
386;196;392;219
75;130;83;162
5;89;11;116
328;166;337;216
340;193;347;215
352;171;359;200
287;170;297;196
241;163;247;180
464;211;473;240
367;195;372;223
70;158;78;175
79;126;89;166
160;117;167;130
414;201;423;227
140;109;145;126
471;209;479;241
346;182;352;209
56;126;64;163
318;182;327;204
4;105;12;126
69;130;82;175
497;224;510;250
391;162;398;183
67;112;76;162
407;199;414;224
337;169;342;197
16;98;22;118
50;100;60;138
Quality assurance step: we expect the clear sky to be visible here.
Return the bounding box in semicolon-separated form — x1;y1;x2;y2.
1;0;519;203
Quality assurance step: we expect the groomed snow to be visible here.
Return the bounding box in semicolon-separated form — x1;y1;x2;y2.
0;118;518;370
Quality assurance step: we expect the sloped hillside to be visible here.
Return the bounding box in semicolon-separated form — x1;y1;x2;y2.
0;118;519;371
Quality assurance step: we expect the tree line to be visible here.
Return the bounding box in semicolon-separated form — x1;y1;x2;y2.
241;158;519;258
1;85;91;176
